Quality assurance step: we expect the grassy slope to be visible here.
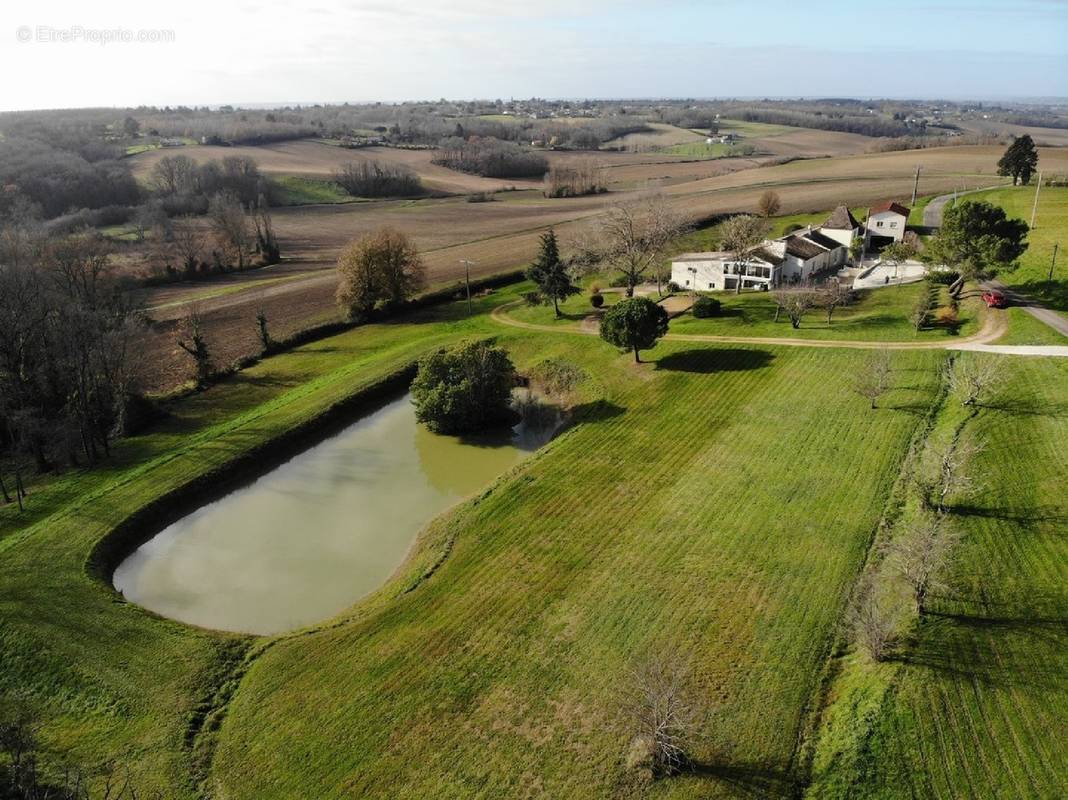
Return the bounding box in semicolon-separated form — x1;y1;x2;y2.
268;175;359;206
212;336;944;798
806;355;1068;799
996;307;1068;346
509;282;981;343
968;185;1067;312
0;294;502;794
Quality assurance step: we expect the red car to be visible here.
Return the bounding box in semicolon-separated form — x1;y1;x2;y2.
981;291;1008;309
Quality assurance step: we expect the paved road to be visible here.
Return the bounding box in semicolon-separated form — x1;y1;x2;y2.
922;184;1008;228
988;280;1068;339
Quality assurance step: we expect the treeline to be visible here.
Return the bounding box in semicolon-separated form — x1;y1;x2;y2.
148;154;267;214
654;107;720;130
0;229;145;506
0;135;140;219
729;108;913;137
333;161;423;197
543;160;607;198
433;138;548;178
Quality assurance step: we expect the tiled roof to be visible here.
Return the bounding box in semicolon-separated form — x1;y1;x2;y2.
870;200;911;218
806;230;844;250
751;247;784;266
823;205;861;230
784;234;828;260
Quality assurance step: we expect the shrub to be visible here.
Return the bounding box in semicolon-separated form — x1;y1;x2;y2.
590;292;604;308
527;358;588;396
522;290;546;307
692;295;722;318
927;269;960;286
411;341;517;434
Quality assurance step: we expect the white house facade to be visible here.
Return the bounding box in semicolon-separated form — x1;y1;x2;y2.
670;209;854;291
866;201;910;243
670;247;785;291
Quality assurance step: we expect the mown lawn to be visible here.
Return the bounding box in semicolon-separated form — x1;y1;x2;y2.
0;291;507;795
996;307;1068;346
212;337;944;798
508;281;982;343
806;355;1068;799
4;276;1063;798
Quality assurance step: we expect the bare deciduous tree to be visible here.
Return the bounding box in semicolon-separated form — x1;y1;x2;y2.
756;190;781;219
623;654;698;778
934;437;983;514
176;305;213;389
847;572;897;662
207;191;252;270
854;349;893;409
599;193;686;297
885;514;962;615
250;195;280;264
170;218;205;275
719;215;769;294
947;355;1003;407
255;305;272;355
819;280;853;324
772;288;818;329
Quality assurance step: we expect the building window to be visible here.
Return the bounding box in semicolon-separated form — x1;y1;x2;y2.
876;221;884;227
708;282;714;289
890;221;898;228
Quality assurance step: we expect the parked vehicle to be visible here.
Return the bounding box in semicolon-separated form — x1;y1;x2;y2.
981;290;1008;308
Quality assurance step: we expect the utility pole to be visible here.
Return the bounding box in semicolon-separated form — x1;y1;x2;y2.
1030;171;1042;230
911;165;921;206
1050;243;1059;283
460;259;475;314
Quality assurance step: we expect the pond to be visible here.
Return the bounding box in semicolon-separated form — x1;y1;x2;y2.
113;393;555;635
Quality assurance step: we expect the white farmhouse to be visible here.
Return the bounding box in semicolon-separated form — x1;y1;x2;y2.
671;247;786;292
670;220;851;291
819;205;863;248
866;201;911;243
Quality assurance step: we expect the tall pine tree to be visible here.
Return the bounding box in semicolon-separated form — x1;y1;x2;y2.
997;135;1039;185
526;228;579;317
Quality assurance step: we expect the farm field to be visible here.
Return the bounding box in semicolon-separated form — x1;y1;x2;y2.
124;145;1067;392
1;280;956;798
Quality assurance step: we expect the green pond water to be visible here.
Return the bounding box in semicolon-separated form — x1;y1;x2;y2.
113;394;551;635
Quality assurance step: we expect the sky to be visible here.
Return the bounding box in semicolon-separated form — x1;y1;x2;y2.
0;0;1065;111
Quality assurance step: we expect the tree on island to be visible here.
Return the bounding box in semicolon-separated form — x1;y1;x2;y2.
923;200;1028;296
411;341;517;434
526;228;579;317
997;135;1039;186
599;296;669;363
